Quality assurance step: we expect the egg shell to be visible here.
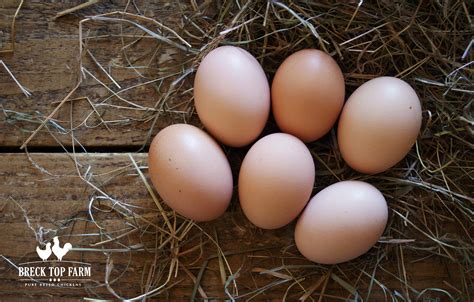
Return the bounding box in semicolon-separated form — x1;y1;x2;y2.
271;49;345;142
337;76;422;174
238;133;315;229
148;124;233;221
295;181;388;264
194;46;270;147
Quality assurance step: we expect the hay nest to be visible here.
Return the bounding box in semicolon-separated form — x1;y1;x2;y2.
5;0;473;301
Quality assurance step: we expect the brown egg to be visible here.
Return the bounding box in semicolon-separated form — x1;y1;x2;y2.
238;133;315;229
148;124;233;221
271;49;345;142
194;46;270;147
295;181;388;264
338;77;422;174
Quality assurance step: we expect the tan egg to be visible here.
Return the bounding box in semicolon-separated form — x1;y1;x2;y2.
338;77;422;174
148;124;233;221
238;133;315;229
194;46;270;147
295;181;388;264
271;49;345;142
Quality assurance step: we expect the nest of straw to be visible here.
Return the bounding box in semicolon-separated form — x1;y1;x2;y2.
3;0;473;301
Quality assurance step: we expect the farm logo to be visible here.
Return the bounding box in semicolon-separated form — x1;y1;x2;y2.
36;236;72;261
18;237;91;287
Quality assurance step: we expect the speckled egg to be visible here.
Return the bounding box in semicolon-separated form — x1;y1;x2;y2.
338;77;422;174
148;124;233;221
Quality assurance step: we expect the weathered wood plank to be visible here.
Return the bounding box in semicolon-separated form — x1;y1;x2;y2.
0;1;194;148
0;0;470;301
0;153;467;301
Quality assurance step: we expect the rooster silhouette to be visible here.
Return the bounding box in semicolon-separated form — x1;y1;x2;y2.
36;242;52;261
52;236;72;261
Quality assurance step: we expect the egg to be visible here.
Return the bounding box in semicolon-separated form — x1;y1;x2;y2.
194;46;270;147
148;124;233;221
238;133;315;229
338;77;422;174
295;181;388;264
271;49;345;142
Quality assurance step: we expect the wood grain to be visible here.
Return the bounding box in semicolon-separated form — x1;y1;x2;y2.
0;1;470;301
0;1;195;149
0;153;466;301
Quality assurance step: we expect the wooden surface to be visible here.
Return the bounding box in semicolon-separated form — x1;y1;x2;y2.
0;0;189;148
0;153;466;301
0;1;471;301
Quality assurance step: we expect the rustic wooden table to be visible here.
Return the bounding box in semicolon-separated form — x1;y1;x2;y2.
0;1;469;301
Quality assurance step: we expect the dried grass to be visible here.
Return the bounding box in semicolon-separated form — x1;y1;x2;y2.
2;0;473;301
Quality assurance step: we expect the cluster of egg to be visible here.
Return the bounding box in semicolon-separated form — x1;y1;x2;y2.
148;46;422;264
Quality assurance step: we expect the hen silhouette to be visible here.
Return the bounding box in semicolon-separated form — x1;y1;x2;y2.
52;236;72;261
36;242;52;261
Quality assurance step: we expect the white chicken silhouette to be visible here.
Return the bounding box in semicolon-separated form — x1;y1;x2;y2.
36;242;52;261
52;236;72;261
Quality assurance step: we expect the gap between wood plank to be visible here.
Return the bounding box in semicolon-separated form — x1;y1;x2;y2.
0;146;150;154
